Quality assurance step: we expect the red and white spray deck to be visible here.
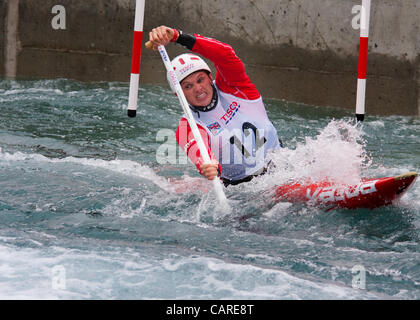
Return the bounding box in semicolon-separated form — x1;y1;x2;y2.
127;0;145;118
355;0;371;122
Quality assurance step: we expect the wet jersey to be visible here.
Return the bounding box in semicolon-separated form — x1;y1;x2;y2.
176;34;281;182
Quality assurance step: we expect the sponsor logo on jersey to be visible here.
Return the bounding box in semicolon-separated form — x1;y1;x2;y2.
220;102;240;124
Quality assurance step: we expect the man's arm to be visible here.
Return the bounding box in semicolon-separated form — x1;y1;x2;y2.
148;25;259;100
176;32;261;100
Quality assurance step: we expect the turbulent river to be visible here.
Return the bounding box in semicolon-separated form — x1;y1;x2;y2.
0;79;419;299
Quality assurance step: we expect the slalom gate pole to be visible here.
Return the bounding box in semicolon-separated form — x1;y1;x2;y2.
154;44;228;205
355;0;371;122
127;0;145;118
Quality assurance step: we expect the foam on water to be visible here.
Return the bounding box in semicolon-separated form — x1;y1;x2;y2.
0;238;385;300
268;119;370;185
1;79;419;300
0;148;173;193
234;119;374;206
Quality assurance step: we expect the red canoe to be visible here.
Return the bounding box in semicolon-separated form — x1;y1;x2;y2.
274;172;418;210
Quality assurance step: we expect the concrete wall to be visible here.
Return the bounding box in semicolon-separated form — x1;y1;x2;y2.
1;0;419;116
0;0;5;76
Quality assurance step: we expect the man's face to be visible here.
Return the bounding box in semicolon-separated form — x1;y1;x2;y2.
180;71;213;107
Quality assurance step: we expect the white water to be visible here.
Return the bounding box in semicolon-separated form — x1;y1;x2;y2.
1;79;419;300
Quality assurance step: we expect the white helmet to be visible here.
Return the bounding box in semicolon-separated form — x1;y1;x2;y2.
167;53;211;93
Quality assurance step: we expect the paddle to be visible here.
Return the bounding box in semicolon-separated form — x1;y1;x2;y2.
146;42;229;206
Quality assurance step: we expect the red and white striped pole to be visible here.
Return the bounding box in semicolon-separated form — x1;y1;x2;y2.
355;0;371;122
127;0;145;118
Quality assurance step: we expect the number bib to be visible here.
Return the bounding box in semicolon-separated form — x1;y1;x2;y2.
189;84;281;181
